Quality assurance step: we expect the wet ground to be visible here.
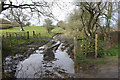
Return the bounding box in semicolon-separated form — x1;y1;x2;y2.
2;37;119;78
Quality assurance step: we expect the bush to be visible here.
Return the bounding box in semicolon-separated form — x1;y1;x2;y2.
105;44;119;56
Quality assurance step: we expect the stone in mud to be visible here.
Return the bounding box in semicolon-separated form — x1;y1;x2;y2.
61;47;65;51
62;43;69;47
60;43;66;51
43;48;55;61
88;65;95;68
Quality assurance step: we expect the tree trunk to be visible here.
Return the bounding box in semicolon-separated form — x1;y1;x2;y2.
20;24;24;31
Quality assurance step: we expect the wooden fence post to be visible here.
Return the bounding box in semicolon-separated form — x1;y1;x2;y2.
74;35;77;60
9;34;12;47
6;32;8;37
95;33;98;58
84;38;87;57
81;39;83;56
27;31;29;39
15;33;17;38
74;60;78;73
2;35;4;38
33;31;35;37
10;34;12;38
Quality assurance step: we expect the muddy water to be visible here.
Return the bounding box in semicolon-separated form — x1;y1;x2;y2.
15;41;74;78
3;39;75;78
3;39;118;78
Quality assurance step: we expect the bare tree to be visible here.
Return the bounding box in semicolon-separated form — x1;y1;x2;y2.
0;0;53;19
0;0;56;31
74;2;117;37
3;8;30;31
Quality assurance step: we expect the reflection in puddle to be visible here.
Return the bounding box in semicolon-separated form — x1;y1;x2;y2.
15;40;74;78
3;39;118;78
15;54;43;78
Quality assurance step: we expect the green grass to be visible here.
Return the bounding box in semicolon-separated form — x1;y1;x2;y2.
2;38;34;55
52;27;66;33
76;56;107;64
19;49;25;53
76;44;119;63
1;26;66;38
1;26;51;37
104;44;119;57
10;38;34;45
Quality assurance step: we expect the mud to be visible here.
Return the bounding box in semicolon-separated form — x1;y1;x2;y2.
2;36;118;78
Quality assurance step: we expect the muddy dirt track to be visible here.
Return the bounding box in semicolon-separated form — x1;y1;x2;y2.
2;36;119;78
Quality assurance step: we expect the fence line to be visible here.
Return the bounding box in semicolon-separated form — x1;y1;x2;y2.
2;31;29;39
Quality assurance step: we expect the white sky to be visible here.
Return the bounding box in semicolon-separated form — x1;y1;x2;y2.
0;0;75;26
0;0;118;26
30;0;76;26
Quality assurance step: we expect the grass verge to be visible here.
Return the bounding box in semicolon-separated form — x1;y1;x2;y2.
2;38;34;57
76;56;107;64
76;44;119;64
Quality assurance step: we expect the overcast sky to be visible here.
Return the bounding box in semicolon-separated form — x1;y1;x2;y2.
30;0;76;26
0;0;118;27
0;0;76;26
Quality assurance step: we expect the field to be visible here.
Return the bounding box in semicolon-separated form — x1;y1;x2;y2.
0;26;66;37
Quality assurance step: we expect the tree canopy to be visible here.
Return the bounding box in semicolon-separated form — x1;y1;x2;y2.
66;9;82;36
0;0;53;18
44;18;54;33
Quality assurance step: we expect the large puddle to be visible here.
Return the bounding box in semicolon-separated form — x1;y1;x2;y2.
15;41;74;78
4;39;76;78
3;39;118;78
